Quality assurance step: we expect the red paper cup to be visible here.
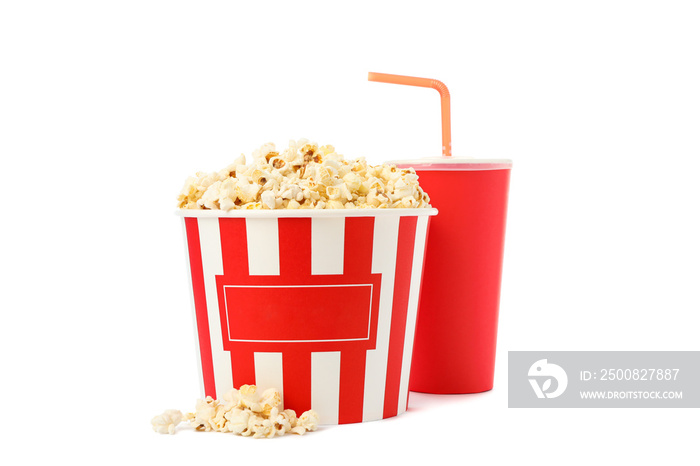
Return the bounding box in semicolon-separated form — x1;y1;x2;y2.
390;157;512;394
179;208;436;424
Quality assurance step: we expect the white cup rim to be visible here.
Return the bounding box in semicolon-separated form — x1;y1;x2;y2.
176;207;438;218
387;157;512;171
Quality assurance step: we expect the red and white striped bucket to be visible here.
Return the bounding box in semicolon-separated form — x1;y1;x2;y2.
179;208;436;424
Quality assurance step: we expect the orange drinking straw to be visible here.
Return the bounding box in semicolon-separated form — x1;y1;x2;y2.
368;72;452;157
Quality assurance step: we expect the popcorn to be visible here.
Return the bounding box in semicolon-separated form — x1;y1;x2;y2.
259;388;283;417
261;190;276;210
152;385;319;438
151;409;184;435
224;408;250;435
192;396;219;432
269;407;294;435
177;139;431;211
294;409;320;435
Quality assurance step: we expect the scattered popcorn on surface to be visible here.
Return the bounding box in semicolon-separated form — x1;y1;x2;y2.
152;385;319;438
177;139;431;210
151;409;184;435
294;409;320;435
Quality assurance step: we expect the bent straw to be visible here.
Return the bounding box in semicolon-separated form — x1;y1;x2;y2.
368;72;452;157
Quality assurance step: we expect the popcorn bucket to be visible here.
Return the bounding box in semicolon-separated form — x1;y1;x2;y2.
389;158;512;393
179;208;437;424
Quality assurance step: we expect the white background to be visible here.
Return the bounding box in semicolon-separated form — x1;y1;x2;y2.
1;1;698;464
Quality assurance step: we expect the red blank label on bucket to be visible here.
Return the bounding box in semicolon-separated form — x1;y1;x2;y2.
222;285;374;342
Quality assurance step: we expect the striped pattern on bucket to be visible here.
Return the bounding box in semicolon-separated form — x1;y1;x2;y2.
183;214;429;424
